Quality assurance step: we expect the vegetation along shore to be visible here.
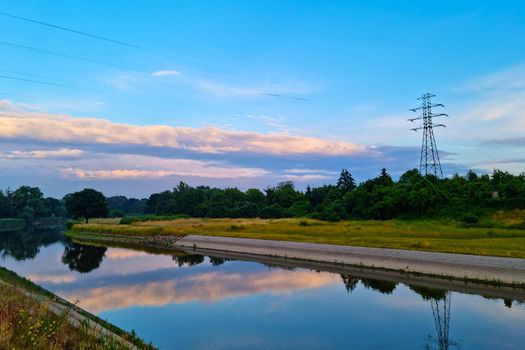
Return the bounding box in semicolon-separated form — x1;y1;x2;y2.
0;266;155;349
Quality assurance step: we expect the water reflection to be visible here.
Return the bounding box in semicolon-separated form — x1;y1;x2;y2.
0;227;63;260
61;242;107;273
1;230;525;349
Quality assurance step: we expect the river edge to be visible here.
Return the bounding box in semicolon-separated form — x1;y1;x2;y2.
67;231;525;298
0;265;155;349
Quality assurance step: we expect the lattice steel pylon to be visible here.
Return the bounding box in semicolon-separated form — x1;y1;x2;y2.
409;93;447;177
430;293;452;350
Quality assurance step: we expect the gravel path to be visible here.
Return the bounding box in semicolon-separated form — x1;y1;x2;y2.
176;235;525;285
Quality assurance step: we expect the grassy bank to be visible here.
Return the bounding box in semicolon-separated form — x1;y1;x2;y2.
0;266;155;349
69;211;525;259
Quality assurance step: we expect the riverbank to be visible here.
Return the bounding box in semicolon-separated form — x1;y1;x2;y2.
71;215;525;258
177;234;525;286
0;266;155;349
68;231;525;287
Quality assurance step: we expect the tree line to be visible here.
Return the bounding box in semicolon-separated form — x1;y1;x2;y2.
1;168;524;223
142;168;525;222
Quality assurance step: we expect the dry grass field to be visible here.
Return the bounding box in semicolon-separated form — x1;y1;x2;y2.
69;211;525;258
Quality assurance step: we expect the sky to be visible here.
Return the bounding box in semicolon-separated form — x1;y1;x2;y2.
0;0;524;198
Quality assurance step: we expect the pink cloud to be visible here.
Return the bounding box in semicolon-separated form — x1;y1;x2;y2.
0;107;369;157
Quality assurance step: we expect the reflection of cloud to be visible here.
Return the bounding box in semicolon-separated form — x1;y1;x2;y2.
27;273;76;284
104;249;151;260
59;270;339;313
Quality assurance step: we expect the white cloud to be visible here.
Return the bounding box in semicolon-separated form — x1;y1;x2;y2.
0;148;84;159
151;70;180;77
460;63;525;92
193;79;315;98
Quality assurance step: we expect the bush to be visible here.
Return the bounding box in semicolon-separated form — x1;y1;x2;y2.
109;210;125;218
260;204;288;219
460;213;480;224
120;214;191;225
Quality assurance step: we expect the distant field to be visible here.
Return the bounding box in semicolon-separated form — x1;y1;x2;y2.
69;211;525;259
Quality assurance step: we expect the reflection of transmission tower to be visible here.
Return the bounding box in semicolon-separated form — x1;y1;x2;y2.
430;293;451;350
409;93;447;177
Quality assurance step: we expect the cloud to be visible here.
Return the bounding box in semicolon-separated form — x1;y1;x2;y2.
62;161;268;180
193;79;315;98
0;108;369;157
460;63;525;93
151;70;180;77
0;148;84;159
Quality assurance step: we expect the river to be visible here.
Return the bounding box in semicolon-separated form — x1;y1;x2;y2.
1;229;524;349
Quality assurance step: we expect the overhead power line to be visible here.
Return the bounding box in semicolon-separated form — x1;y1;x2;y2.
0;41;143;72
0;11;148;51
0;10;228;69
0;74;112;94
0;68;66;82
0;11;314;103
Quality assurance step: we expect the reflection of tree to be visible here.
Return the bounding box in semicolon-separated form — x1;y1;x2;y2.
410;285;454;350
409;285;447;301
340;274;359;293
360;278;397;294
173;254;204;267
264;264;296;271
0;228;63;260
61;242;107;273
208;256;232;266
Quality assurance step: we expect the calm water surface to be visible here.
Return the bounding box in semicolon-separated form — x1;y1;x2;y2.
1;230;524;350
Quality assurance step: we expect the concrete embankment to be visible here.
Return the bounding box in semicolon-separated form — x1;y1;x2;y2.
175;235;525;286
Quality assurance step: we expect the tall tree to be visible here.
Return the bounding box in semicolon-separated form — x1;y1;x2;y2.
64;188;108;223
336;169;356;193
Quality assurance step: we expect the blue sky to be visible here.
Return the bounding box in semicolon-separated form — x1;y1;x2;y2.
0;1;524;197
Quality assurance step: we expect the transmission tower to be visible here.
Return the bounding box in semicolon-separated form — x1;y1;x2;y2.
430;293;452;350
409;93;447;177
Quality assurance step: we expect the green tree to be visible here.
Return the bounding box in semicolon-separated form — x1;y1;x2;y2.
336;169;356;193
64;188;108;223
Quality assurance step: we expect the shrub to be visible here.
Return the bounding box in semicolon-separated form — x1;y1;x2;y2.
460;213;480;224
120;214;190;225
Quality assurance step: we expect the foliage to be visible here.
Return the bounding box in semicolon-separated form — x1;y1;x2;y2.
3;167;525;224
120;214;190;224
0;186;66;224
138;168;524;221
64;188;109;223
106;195;147;217
71;215;525;258
337;168;357;193
0;268;155;350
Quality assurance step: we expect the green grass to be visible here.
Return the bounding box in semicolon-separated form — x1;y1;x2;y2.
69;214;525;259
0;266;156;349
